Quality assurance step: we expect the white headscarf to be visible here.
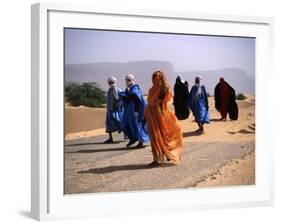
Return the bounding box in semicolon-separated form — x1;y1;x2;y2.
107;76;117;87
125;74;135;83
195;75;203;96
196;75;203;81
125;74;135;88
177;74;184;84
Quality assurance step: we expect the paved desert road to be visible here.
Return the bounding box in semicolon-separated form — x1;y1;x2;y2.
64;97;255;194
64;131;254;194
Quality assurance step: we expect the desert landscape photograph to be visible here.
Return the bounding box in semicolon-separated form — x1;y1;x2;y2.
64;28;255;194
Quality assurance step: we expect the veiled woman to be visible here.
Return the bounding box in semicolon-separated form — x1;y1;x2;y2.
144;71;183;167
173;75;190;120
214;77;238;121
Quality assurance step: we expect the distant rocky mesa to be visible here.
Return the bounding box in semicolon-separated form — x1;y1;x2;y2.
65;61;255;95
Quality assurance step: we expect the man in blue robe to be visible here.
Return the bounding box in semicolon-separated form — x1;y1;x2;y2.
104;76;124;143
188;76;210;133
119;74;149;148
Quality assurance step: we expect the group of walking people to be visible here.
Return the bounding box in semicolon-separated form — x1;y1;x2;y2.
104;71;238;167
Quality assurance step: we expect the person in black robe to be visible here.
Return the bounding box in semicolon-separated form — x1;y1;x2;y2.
214;77;239;121
173;75;190;120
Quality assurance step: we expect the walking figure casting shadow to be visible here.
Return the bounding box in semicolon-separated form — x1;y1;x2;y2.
214;77;239;121
78;163;174;174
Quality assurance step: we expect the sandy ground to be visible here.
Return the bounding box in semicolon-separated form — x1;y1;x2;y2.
196;151;255;188
65;105;105;135
64;95;255;194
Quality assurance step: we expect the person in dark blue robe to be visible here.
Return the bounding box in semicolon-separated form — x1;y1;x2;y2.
104;77;124;143
188;76;210;133
119;74;149;148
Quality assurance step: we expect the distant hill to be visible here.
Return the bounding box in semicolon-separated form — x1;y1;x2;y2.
65;61;255;95
65;61;175;95
180;68;255;96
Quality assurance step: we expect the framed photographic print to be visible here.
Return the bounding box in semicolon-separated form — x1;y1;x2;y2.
31;2;274;221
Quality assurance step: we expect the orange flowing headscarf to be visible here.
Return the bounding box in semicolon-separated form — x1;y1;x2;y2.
144;71;183;164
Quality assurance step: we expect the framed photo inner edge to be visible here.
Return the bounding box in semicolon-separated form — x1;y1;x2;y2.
31;2;275;221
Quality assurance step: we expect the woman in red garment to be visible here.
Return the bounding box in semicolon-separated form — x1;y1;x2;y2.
214;77;239;121
219;78;229;121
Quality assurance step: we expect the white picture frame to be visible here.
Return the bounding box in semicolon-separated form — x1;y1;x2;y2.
31;2;275;221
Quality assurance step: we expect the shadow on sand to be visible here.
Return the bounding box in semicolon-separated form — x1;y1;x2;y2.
183;131;204;138
210;118;222;122
65;140;126;147
78;163;174;174
228;129;255;135
66;146;145;154
248;125;255;131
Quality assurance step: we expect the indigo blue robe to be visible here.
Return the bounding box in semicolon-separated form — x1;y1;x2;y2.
119;84;149;143
105;87;123;133
188;85;210;124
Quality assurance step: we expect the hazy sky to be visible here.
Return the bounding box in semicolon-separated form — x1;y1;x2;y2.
65;28;255;76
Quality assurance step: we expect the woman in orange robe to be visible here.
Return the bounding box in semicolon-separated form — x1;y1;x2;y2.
144;71;184;167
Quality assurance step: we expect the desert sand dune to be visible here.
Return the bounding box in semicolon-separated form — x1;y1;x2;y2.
65;105;106;135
